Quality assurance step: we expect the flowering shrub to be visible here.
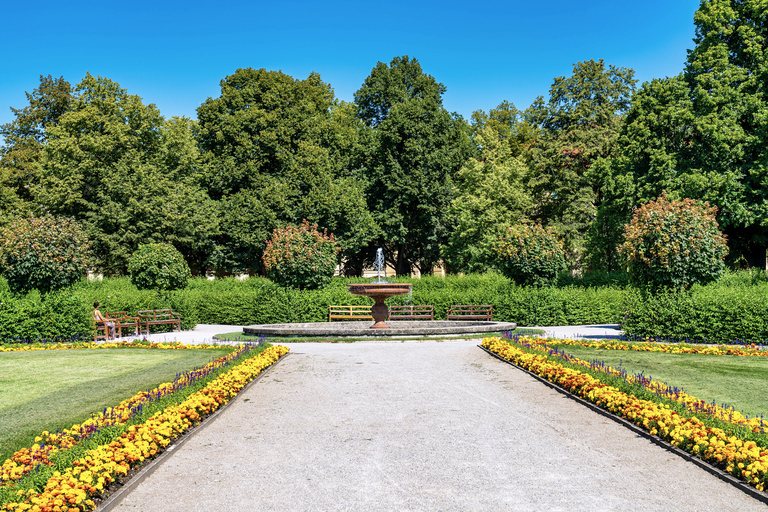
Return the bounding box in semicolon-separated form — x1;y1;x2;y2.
1;345;289;511
618;193;728;290
482;337;767;491
262;220;339;290
0;215;90;294
128;243;190;291
491;223;566;286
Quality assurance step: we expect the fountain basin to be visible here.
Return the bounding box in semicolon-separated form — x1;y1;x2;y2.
243;320;517;337
347;282;413;329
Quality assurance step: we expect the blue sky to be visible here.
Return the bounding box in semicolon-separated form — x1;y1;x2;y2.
1;0;701;128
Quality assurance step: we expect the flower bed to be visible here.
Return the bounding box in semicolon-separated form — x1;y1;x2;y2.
510;335;768;358
481;337;768;492
1;344;288;511
506;335;767;433
1;342;260;486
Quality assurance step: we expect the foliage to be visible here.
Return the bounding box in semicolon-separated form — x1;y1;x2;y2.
599;1;768;268
0;214;90;294
355;56;472;275
34;74;215;274
196;68;377;273
621;279;768;344
128;243;191;291
0;75;73;213
528;59;636;263
262;220;340;290
618;193;728;290
492;224;567;286
444;124;532;273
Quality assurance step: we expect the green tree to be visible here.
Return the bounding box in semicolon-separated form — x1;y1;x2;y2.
128;243;191;291
469;100;538;158
0;75;73;215
0;214;90;293
528;59;636;265
618;193;728;290
444;124;532;273
35;74;215;274
599;1;768;269
355;56;472;275
262;220;340;290
492;223;566;287
197;68;377;274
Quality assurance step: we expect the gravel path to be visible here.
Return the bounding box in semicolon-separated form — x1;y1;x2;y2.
108;339;766;511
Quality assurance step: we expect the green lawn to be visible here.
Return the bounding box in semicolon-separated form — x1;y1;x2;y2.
0;347;231;463
550;344;768;418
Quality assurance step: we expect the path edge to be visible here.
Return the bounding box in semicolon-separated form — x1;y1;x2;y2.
478;344;768;506
96;351;290;512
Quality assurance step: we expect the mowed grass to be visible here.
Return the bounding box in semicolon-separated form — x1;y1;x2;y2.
550;344;768;418
0;347;231;463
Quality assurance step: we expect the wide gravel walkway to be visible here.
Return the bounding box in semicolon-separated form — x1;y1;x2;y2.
109;339;766;511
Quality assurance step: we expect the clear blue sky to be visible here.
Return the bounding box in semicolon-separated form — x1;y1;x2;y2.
1;0;701;128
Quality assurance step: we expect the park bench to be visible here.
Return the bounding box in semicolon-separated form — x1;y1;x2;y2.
328;305;373;321
388;305;434;320
107;311;141;338
446;304;494;321
137;309;182;334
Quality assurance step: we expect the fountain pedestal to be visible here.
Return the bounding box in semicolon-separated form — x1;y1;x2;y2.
347;283;413;329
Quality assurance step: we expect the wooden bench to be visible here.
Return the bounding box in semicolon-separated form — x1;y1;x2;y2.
137;309;182;334
329;305;373;321
389;305;434;320
446;305;493;321
107;311;140;337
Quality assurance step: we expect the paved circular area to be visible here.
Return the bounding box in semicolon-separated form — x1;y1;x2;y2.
243;320;518;337
110;340;766;511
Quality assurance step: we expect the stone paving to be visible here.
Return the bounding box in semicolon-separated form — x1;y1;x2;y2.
106;334;767;511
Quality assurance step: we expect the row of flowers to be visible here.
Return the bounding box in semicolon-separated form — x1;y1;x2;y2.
0;340;225;353
506;334;767;434
2;344;289;512
512;335;768;358
481;337;767;492
2;342;262;486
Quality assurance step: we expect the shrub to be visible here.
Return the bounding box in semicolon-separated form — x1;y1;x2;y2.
491;223;566;286
618;193;728;290
0;214;90;294
128;243;191;291
262;220;340;290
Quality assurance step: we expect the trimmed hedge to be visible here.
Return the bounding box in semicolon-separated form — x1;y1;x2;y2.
0;274;629;343
9;271;768;344
621;276;768;343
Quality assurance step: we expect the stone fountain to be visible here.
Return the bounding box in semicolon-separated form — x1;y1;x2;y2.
346;248;412;329
242;249;517;337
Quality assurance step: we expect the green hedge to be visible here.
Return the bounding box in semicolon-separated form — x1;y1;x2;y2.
0;274;631;342
621;275;768;343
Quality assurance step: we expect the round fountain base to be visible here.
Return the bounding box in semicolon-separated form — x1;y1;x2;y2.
243;320;517;337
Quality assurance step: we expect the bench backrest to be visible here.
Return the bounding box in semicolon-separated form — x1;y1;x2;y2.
137;309;178;320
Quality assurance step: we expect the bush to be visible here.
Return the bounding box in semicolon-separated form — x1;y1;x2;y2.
0;214;90;294
491;224;566;286
128;243;191;291
262;220;339;290
621;277;768;344
618;193;728;290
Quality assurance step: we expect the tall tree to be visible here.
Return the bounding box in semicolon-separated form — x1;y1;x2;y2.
597;0;768;268
36;74;215;273
354;56;471;275
0;75;73;215
444;124;532;273
197;68;377;274
527;59;636;265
